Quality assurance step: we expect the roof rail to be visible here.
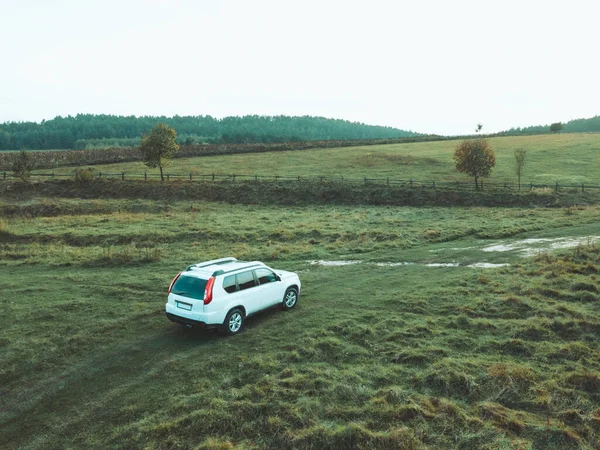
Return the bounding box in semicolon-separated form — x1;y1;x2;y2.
212;263;264;277
185;257;237;271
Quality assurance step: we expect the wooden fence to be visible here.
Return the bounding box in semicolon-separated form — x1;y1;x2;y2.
2;170;598;193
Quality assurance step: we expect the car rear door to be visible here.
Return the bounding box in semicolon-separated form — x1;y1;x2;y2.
235;270;261;314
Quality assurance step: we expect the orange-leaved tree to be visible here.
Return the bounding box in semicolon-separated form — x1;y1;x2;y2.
453;138;495;190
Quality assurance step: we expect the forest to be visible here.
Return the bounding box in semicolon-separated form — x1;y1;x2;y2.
3;113;598;151
0;114;420;150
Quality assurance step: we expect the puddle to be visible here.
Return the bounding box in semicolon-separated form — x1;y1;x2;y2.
309;260;361;266
375;262;415;267
467;263;510;268
426;263;460;267
311;260;508;269
482;236;600;256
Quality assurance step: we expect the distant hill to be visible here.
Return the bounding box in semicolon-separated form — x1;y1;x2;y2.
500;115;600;136
0;114;421;150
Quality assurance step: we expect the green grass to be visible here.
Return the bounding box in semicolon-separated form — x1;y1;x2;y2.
34;133;600;185
1;198;600;449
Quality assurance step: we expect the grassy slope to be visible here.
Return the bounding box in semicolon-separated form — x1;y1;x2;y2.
1;199;600;449
35;133;600;185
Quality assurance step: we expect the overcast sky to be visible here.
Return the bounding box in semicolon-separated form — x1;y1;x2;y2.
1;0;598;135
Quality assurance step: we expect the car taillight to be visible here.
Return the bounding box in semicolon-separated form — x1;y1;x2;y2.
204;276;216;305
168;272;182;294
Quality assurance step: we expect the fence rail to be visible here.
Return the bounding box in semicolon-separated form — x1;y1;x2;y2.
2;170;599;193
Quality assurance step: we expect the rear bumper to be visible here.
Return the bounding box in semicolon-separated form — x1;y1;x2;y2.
166;312;219;329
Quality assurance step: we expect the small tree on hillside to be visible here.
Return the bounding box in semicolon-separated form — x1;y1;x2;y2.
550;122;563;133
11;150;35;181
139;124;179;181
454;138;496;190
514;148;527;190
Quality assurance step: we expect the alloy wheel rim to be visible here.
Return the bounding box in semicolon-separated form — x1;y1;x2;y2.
229;313;242;332
285;291;297;307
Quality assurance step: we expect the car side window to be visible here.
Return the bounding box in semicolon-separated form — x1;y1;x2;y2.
223;275;237;294
236;271;257;291
255;268;277;285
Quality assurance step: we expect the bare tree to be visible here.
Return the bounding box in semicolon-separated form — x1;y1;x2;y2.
514;148;527;190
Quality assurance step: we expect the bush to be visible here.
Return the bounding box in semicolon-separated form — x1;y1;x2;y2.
73;167;96;184
11;150;35;181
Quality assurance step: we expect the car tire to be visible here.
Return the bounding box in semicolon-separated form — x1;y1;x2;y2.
223;308;244;335
282;287;298;310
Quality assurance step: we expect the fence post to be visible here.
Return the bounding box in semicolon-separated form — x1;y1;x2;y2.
232;174;236;181
190;172;192;181
52;172;54;179
387;177;389;186
99;171;102;178
167;174;170;182
255;175;258;181
410;179;413;188
456;181;459;190
555;182;558;192
144;172;147;181
364;176;367;185
212;173;215;182
582;183;584;192
3;171;5;179
122;171;125;180
275;175;279;181
530;183;533;190
432;181;435;189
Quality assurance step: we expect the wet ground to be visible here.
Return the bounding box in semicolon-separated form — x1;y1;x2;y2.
308;235;599;269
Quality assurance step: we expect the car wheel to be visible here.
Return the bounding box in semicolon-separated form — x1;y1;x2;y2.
282;287;298;310
223;308;244;335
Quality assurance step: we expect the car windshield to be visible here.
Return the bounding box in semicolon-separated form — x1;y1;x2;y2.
171;275;208;300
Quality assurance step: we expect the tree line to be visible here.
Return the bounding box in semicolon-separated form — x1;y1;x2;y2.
499;115;600;136
0;114;420;150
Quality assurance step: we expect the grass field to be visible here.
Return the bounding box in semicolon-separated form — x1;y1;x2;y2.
32;133;600;186
2;196;600;449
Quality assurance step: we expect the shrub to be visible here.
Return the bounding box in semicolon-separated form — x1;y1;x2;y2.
73;167;96;184
11;150;35;181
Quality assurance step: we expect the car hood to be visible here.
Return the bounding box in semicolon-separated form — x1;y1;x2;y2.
276;269;297;277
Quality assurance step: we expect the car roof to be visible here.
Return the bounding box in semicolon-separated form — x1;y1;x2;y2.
184;260;266;278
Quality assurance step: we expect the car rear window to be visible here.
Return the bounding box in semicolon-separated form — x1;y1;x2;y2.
171;274;208;300
237;270;256;291
223;275;237;294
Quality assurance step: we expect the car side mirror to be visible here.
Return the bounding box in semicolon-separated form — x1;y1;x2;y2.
275;274;281;282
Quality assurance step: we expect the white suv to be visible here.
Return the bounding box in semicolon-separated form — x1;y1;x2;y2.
165;257;301;334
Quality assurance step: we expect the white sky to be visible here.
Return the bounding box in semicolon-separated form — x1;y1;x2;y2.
1;0;598;135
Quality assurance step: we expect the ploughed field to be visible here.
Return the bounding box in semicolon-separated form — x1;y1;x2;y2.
1;196;600;449
30;133;600;186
